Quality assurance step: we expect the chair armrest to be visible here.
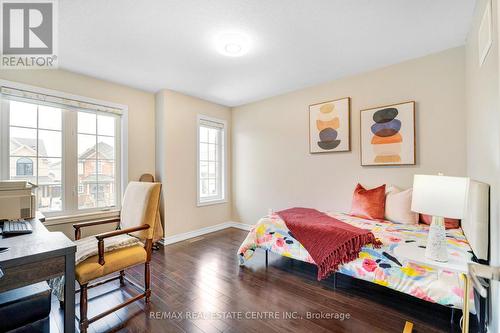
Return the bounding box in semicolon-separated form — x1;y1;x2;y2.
96;225;150;265
73;218;120;240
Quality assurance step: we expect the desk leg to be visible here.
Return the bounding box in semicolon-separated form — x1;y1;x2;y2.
64;252;76;333
461;273;470;333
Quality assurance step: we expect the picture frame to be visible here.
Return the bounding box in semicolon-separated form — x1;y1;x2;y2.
309;97;351;153
360;101;416;166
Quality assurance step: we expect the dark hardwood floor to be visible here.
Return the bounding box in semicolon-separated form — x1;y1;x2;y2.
50;228;470;333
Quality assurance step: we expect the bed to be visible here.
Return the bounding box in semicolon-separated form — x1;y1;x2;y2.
237;180;489;313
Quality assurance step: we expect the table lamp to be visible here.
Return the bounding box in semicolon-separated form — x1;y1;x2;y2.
411;174;470;262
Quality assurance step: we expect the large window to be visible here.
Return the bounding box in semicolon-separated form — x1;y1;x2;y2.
0;85;124;217
197;115;226;205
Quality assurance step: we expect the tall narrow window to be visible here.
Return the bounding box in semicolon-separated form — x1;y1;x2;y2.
77;111;117;210
197;116;226;205
8;100;62;213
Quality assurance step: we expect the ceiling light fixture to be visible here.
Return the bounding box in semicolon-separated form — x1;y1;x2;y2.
215;32;250;57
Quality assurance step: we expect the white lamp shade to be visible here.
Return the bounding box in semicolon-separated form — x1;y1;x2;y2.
411;175;470;219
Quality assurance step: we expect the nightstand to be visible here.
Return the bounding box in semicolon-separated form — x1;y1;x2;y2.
394;244;470;274
394;245;472;333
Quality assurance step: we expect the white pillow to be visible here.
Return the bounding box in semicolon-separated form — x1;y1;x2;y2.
385;185;419;224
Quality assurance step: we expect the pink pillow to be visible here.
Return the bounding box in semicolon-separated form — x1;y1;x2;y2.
419;214;460;230
384;186;419;225
350;184;386;220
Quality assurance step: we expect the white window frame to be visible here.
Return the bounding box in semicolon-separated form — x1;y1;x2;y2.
0;80;129;224
197;114;227;206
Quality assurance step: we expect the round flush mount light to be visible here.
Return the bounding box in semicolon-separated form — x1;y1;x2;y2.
215;32;250;57
225;43;242;54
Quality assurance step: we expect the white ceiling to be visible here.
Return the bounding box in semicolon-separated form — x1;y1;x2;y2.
59;0;475;107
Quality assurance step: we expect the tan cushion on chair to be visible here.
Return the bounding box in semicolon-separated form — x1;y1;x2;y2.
75;245;147;284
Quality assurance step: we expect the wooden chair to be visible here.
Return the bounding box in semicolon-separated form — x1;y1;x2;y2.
72;181;162;333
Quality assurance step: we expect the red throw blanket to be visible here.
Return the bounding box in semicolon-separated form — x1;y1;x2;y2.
276;207;382;280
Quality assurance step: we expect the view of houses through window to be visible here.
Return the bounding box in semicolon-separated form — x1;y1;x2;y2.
9;101;63;212
5;100;119;214
77;111;116;209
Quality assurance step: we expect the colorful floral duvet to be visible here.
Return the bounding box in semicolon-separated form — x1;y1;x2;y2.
238;212;474;311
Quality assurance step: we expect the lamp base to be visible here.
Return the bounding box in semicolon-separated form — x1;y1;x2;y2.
425;216;448;262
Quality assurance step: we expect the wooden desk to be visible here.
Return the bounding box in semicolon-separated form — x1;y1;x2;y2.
0;215;76;333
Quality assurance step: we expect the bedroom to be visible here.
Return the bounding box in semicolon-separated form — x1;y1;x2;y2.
0;1;498;333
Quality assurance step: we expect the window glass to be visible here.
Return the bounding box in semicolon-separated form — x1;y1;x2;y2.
38;106;61;130
78;112;96;134
38;130;62;157
9;100;37;128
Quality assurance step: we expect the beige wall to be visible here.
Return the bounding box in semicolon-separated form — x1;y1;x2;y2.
465;0;500;331
0;69;156;238
155;89;232;237
232;47;466;225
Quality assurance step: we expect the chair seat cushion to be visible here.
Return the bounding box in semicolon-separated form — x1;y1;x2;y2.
76;244;147;284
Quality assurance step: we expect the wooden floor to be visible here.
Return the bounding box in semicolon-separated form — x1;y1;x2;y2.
51;228;471;333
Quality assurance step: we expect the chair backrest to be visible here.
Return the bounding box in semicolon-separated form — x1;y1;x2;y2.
139;173;165;242
120;181;162;240
139;173;155;182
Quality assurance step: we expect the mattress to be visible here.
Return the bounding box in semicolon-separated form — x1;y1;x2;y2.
237;212;474;311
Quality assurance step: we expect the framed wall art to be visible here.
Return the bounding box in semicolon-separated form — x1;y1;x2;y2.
309;97;350;153
360;101;415;166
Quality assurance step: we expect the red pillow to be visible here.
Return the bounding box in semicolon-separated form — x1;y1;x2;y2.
350;184;386;220
419;214;460;230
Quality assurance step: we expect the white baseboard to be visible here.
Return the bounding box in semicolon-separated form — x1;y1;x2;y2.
158;221;253;246
229;221;253;231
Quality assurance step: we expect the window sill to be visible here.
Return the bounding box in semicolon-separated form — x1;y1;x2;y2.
43;209;120;226
197;199;227;207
